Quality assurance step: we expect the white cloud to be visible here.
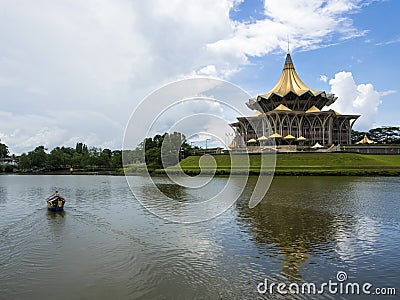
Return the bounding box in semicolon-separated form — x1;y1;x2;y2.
379;90;397;97
207;0;369;60
197;65;218;77
123;78;250;151
328;71;382;130
0;110;124;153
375;37;400;46
319;75;328;82
0;0;376;153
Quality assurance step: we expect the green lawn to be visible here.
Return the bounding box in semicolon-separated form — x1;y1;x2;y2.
165;153;400;176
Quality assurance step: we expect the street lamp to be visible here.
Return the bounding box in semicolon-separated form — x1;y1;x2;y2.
205;138;210;154
190;141;195;155
180;147;184;160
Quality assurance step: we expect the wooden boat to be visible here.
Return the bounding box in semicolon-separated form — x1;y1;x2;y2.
46;193;65;211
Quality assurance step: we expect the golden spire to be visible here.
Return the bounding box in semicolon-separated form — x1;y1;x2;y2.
264;53;321;98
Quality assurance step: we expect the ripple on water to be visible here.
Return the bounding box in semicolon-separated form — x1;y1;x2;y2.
1;175;399;299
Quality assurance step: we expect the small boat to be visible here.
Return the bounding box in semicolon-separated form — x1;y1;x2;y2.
46;192;65;211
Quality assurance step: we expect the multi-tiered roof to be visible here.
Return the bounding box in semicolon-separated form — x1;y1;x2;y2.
246;53;337;112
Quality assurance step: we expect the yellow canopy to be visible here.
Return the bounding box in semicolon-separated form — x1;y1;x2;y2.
247;138;257;143
297;136;307;141
284;134;296;139
269;133;282;138
257;135;268;141
305;105;321;113
274;104;292;111
228;140;237;148
355;135;377;144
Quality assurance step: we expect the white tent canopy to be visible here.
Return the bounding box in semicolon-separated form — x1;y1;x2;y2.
257;135;268;141
311;142;324;149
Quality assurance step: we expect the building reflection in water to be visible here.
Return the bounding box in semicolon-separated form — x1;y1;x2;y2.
234;176;354;280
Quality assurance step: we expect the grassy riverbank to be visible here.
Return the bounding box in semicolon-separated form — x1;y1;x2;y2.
11;153;400;176
163;153;400;176
11;168;123;176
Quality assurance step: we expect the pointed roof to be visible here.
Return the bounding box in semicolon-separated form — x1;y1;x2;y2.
283;134;296;139
228;139;237;148
269;133;282;138
305;105;321;113
311;142;324;149
274;104;292;111
257;135;268;141
355;135;377;144
332;110;341;115
264;53;321;98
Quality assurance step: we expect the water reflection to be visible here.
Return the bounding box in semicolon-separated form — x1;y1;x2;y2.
46;210;66;238
1;175;399;299
236;196;337;280
0;186;7;204
234;175;400;290
155;183;187;202
335;216;379;262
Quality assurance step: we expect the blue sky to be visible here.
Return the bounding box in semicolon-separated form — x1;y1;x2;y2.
228;0;399;128
0;0;399;153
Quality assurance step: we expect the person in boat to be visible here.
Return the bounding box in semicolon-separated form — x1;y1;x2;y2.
47;191;64;203
46;191;65;210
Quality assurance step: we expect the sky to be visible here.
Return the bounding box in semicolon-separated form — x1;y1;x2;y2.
0;0;399;154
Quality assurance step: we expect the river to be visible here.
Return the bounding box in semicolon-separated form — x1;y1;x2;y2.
0;175;399;299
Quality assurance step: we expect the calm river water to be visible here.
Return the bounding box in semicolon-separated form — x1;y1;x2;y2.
0;175;399;299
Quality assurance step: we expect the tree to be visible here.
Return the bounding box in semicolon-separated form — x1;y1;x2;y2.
351;130;367;144
352;126;400;144
47;147;65;169
142;132;192;170
71;152;83;168
153;134;165;148
47;147;74;169
17;153;31;170
97;149;112;167
111;150;122;168
76;142;88;154
76;142;83;154
145;147;161;169
368;126;400;144
0;143;9;158
30;146;47;169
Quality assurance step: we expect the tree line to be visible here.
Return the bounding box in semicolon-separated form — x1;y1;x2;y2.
2;126;398;173
17;143;122;171
352;126;400;144
123;132;196;171
1;132;196;172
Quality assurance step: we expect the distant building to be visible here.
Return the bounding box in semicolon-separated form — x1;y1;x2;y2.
0;157;16;166
230;53;360;147
355;135;377;144
194;147;224;155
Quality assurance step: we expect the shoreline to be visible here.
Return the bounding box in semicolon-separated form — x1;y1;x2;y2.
164;152;400;177
8;169;400;177
6;152;400;177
